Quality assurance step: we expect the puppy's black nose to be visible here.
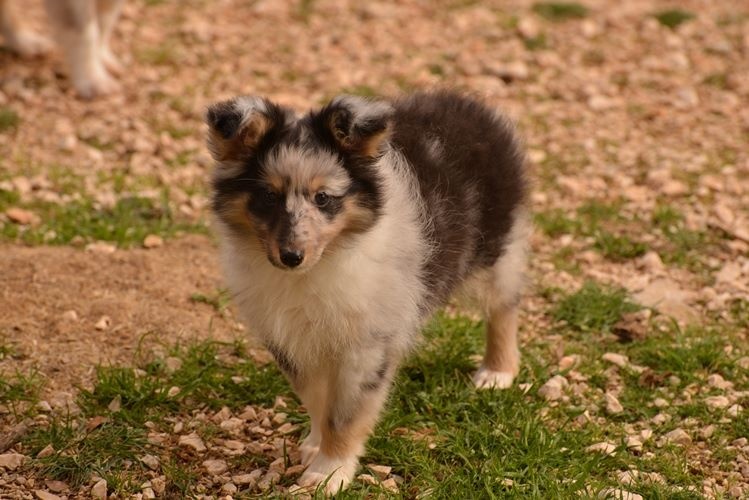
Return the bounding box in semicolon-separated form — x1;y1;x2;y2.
280;249;304;268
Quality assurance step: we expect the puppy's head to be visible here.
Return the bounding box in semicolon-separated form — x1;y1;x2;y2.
206;95;393;271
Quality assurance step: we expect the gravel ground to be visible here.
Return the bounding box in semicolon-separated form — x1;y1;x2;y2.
1;0;748;498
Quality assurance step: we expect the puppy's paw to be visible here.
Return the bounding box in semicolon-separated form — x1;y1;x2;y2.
473;366;514;390
100;46;124;75
73;69;120;99
299;436;320;467
297;453;357;494
6;30;53;57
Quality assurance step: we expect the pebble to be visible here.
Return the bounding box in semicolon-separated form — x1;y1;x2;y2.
382;478;399;493
599;488;643;500
61;310;78;321
178;432;206;452
705;395;730;409
605;392;624;414
653;398;669;408
625;435;643;451
85;242;117;254
91;479;107;500
143;234;164;248
94;316;112;331
36;444;55;458
368;464;392;480
5;207;37;225
558;355;579;371
140;454;160;470
220;482;237;494
700;425;716;439
202;459;228;475
34;492;60;500
727;404;741;417
358;473;378;485
586;442;617;456
0;452;26;470
44;481;67;493
232;470;262;486
538;375;568;401
602;352;629;368
663;428;691;446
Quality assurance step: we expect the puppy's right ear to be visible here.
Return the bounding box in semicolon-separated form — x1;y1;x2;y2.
205;96;278;162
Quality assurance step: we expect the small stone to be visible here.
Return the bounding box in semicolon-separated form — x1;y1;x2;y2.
140;454;160;470
61;310;78;321
143;234;164;249
221;482;237;494
85;241;117;254
358;473;378;485
91;479;107;500
6;207;37;225
381;478;399;493
727;404;741;417
599;488;643;500
625;435;643;451
652;413;670;425
639;251;663;272
0;452;26;470
44;481;68;493
272;412;287;425
277;422;297;434
716;263;742;285
164;356;182;373
142;487;156;499
699;425;715;439
232;470;263;486
728;485;743;498
368;464;392;480
178;432;206;452
605;392;624;414
238;406;258;421
707;373;733;390
36;444;55;458
37;400;53;412
558;355;578;371
34;492;61;500
586;442;617;456
664;428;691;446
258;470;281;491
202;459;228;475
95;316;112;331
653;398;669;408
640;429;653;441
173;421;184;433
538;375;568;401
222;439;245;450
284;464;306;476
602;353;629;368
167;386;180;398
737;357;749;370
705;395;730;409
220;417;244;433
151;476;166;495
732;437;747;447
517;17;540;39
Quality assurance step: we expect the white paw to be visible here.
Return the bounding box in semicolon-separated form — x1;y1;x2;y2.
100;46;124;75
297;453;357;494
72;69;120;99
7;30;53;57
299;438;320;467
473;367;515;390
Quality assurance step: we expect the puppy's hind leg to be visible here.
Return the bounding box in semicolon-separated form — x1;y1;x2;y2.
44;0;119;98
95;0;124;74
0;0;53;56
473;210;530;390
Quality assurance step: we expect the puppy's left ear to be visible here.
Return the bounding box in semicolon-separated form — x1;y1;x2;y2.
322;96;394;158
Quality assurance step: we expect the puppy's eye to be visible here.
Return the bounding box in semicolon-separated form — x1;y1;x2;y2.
261;189;278;206
314;192;330;207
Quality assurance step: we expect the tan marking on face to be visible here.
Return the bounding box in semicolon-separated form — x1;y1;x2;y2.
216;193;253;231
265;173;285;192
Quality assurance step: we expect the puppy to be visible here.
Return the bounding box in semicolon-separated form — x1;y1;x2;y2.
205;91;530;493
0;0;124;98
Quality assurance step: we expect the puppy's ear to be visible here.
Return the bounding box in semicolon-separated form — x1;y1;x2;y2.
205;96;279;162
322;96;394;158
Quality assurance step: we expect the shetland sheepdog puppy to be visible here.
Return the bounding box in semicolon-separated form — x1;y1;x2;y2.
0;0;124;98
205;91;530;493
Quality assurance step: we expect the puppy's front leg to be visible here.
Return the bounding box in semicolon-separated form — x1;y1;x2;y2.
298;346;396;494
0;0;53;56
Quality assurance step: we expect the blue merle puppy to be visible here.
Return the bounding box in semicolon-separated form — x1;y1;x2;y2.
205;91;529;493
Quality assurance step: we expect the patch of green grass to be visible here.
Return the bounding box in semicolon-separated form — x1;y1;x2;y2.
534;209;579;237
593;231;647;261
137;43;179;66
296;0;316;22
26;340;298;493
551;281;641;333
654;9;695;30
651;204;711;271
703;72;728;89
0;195;206;247
0;369;43;419
190;288;231;315
0;106;20;133
524;33;548;51
729;299;749;328
532;2;589;21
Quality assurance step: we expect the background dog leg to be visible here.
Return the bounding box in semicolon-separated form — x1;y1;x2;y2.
0;0;53;56
95;0;123;74
44;0;119;98
298;347;396;494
